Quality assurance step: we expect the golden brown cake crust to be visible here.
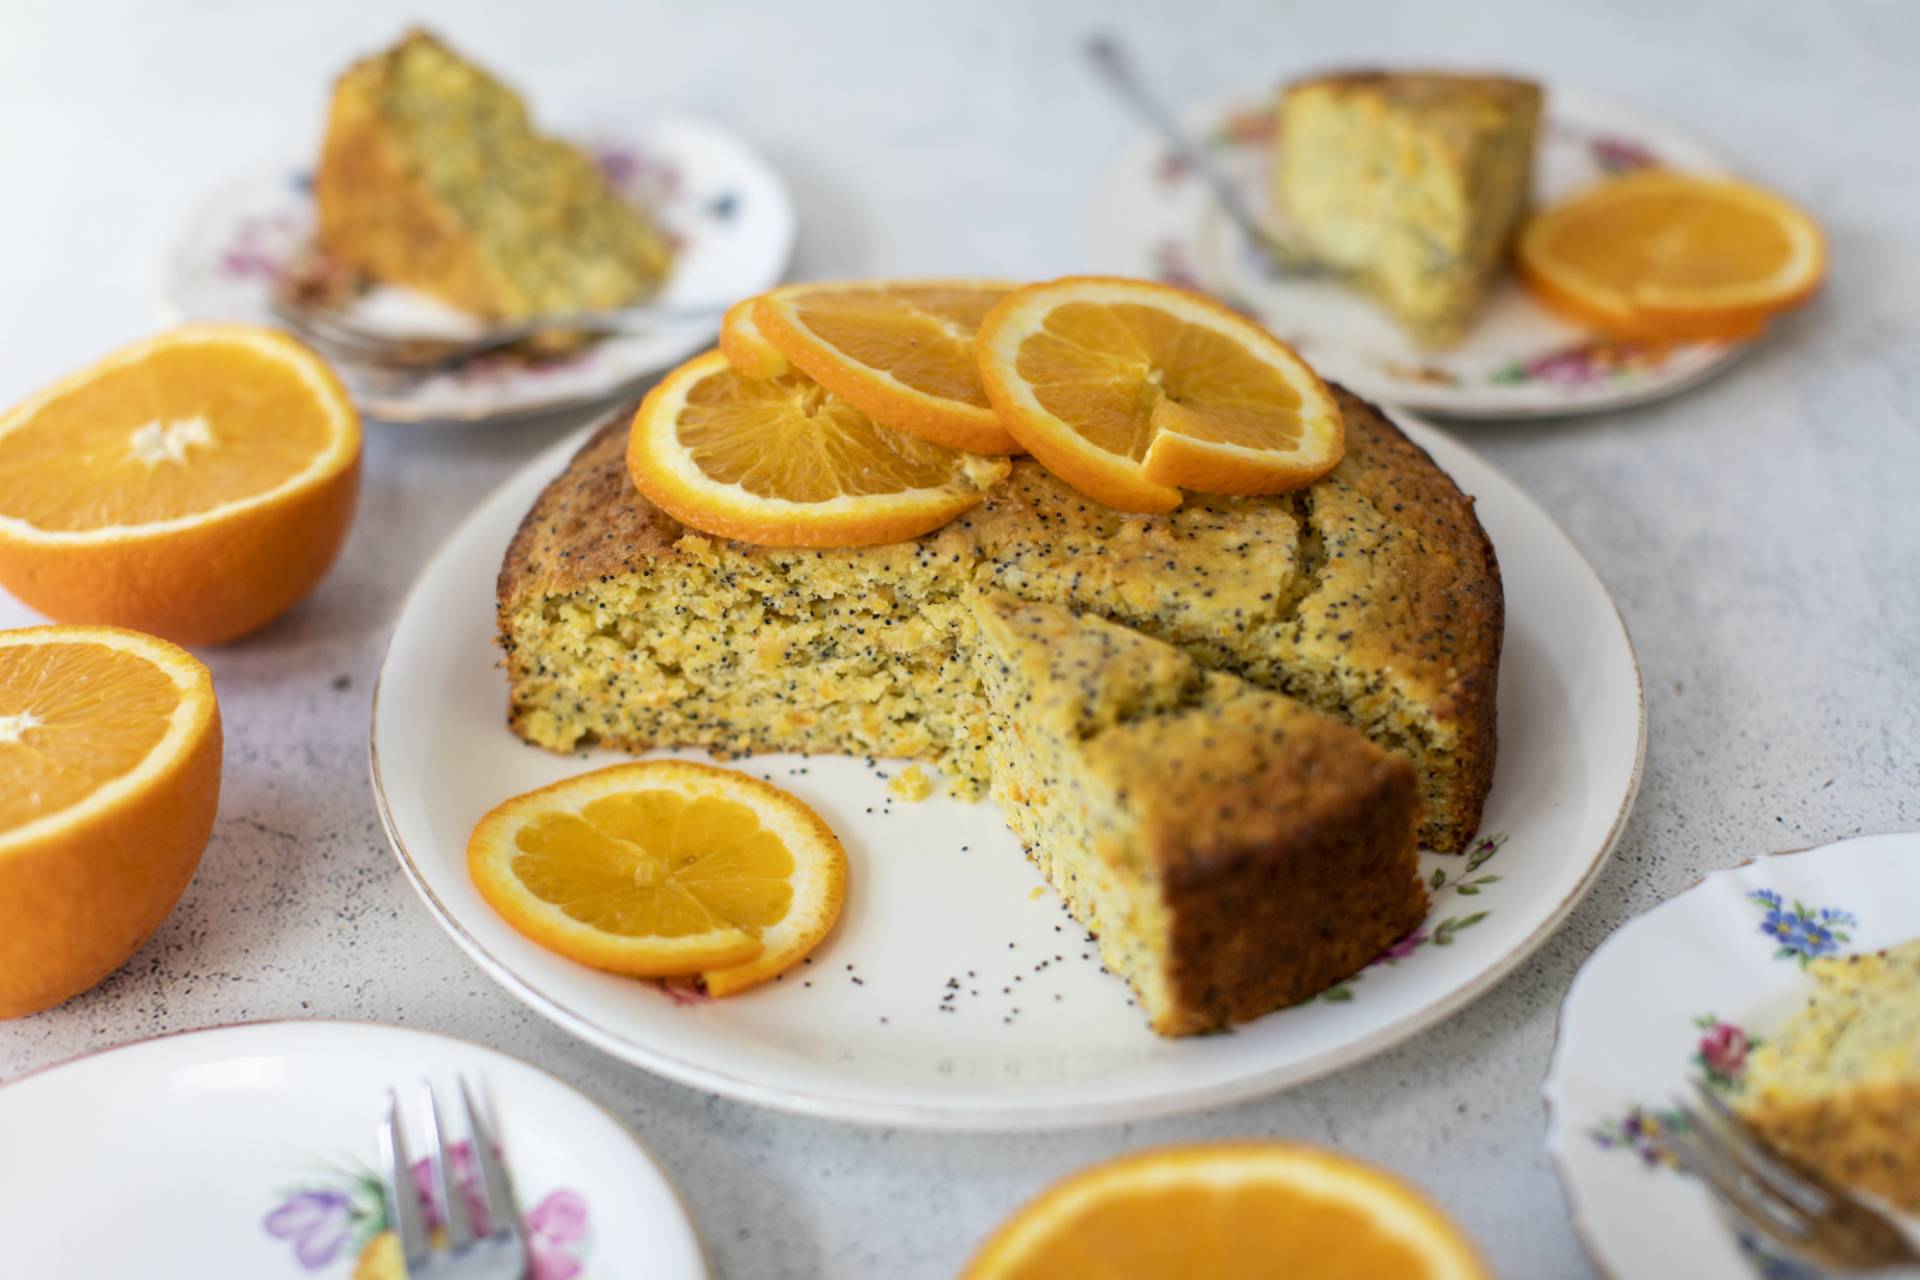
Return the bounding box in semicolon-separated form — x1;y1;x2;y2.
498;386;1501;850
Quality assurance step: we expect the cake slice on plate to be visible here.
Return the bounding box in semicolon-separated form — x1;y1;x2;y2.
1275;71;1542;347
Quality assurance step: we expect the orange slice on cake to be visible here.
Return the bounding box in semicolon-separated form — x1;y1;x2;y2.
752;279;1023;454
468;759;848;993
718;296;790;379
963;1143;1490;1280
1517;171;1827;341
0;325;361;645
975;277;1344;513
627;350;1009;548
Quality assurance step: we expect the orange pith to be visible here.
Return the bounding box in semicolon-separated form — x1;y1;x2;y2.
753;280;1024;454
976;277;1344;513
963;1143;1490;1280
1517;171;1826;341
0;625;222;1019
627;350;1009;548
468;760;847;988
0;325;361;645
718;296;790;379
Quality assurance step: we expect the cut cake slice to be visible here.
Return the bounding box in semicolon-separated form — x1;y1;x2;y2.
969;590;1426;1035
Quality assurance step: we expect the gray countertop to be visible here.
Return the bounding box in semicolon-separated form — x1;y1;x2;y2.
2;1;1916;1276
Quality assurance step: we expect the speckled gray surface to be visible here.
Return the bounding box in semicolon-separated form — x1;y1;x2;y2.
2;2;1917;1276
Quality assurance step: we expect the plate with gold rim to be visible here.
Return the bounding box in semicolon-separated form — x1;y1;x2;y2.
1543;833;1920;1280
1087;87;1753;419
164;116;795;425
369;403;1644;1129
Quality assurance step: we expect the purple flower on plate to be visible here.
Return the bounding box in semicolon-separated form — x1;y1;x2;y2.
264;1189;355;1270
1379;929;1429;963
411;1141;492;1233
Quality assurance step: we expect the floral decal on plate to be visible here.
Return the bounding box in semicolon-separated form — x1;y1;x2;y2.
264;1142;592;1277
1748;889;1856;967
1488;338;1686;388
1589;1012;1759;1167
1320;833;1506;1002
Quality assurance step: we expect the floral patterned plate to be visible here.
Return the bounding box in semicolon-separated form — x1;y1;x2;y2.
164;116;795;424
1087;88;1750;419
1544;832;1920;1279
369;403;1644;1129
0;1020;707;1278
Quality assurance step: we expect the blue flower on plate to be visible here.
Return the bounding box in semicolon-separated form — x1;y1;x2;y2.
1749;890;1856;967
1759;908;1799;945
1749;888;1783;909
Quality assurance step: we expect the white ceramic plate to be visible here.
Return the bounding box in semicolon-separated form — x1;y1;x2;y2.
0;1020;706;1278
370;406;1644;1130
1087;88;1749;419
165;117;795;424
1545;832;1920;1280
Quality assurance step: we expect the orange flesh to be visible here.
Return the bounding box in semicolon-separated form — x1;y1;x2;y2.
791;285;1005;408
1016;302;1307;460
0;642;177;830
1536;190;1798;294
0;343;335;531
509;789;794;939
677;366;973;500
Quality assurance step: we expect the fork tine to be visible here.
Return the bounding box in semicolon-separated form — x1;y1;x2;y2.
1689;1080;1831;1215
378;1089;432;1268
460;1073;527;1251
1669;1103;1810;1241
421;1079;478;1251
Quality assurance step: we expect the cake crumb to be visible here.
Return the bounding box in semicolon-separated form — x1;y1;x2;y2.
889;765;936;802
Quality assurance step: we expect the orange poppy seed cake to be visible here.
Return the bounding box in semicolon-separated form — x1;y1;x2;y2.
495;386;1501;1029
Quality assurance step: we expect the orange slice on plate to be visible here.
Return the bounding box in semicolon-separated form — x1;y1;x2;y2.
627;350;1009;548
963;1142;1490;1280
468;759;847;993
1517;171;1827;342
0;325;361;645
975;277;1344;513
753;279;1023;454
0;625;222;1018
718;296;790;379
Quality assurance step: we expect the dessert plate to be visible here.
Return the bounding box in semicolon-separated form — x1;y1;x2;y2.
1544;832;1920;1280
1088;87;1749;419
371;406;1644;1130
0;1019;707;1278
165;116;795;425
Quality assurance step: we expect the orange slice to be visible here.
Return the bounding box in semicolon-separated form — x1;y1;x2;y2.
468;759;847;991
0;625;222;1018
627;350;1009;548
0;325;361;645
753;279;1023;454
718;296;790;379
1517;171;1827;342
963;1143;1490;1280
975;277;1344;513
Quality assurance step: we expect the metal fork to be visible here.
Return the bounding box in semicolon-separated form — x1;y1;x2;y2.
1669;1079;1920;1274
269;293;724;377
378;1077;530;1280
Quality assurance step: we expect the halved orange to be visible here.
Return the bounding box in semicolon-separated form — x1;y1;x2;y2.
627;350;1009;548
718;296;790;379
1517;171;1827;342
976;277;1344;513
0;625;222;1018
963;1143;1490;1280
467;759;847;992
0;325;361;645
753;279;1023;454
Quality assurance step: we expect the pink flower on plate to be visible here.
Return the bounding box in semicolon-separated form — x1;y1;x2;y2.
527;1190;591;1280
1378;929;1429;963
1698;1022;1750;1077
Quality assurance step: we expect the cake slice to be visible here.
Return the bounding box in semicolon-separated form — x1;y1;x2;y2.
1276;71;1542;347
968;591;1427;1035
314;29;673;320
1736;937;1920;1213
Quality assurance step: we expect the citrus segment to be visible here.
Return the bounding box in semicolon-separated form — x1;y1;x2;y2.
627;350;1010;548
468;759;847;986
0;625;221;1018
963;1143;1490;1280
753;280;1023;454
1517;171;1826;341
718;296;790;379
0;325;361;644
976;278;1344;512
